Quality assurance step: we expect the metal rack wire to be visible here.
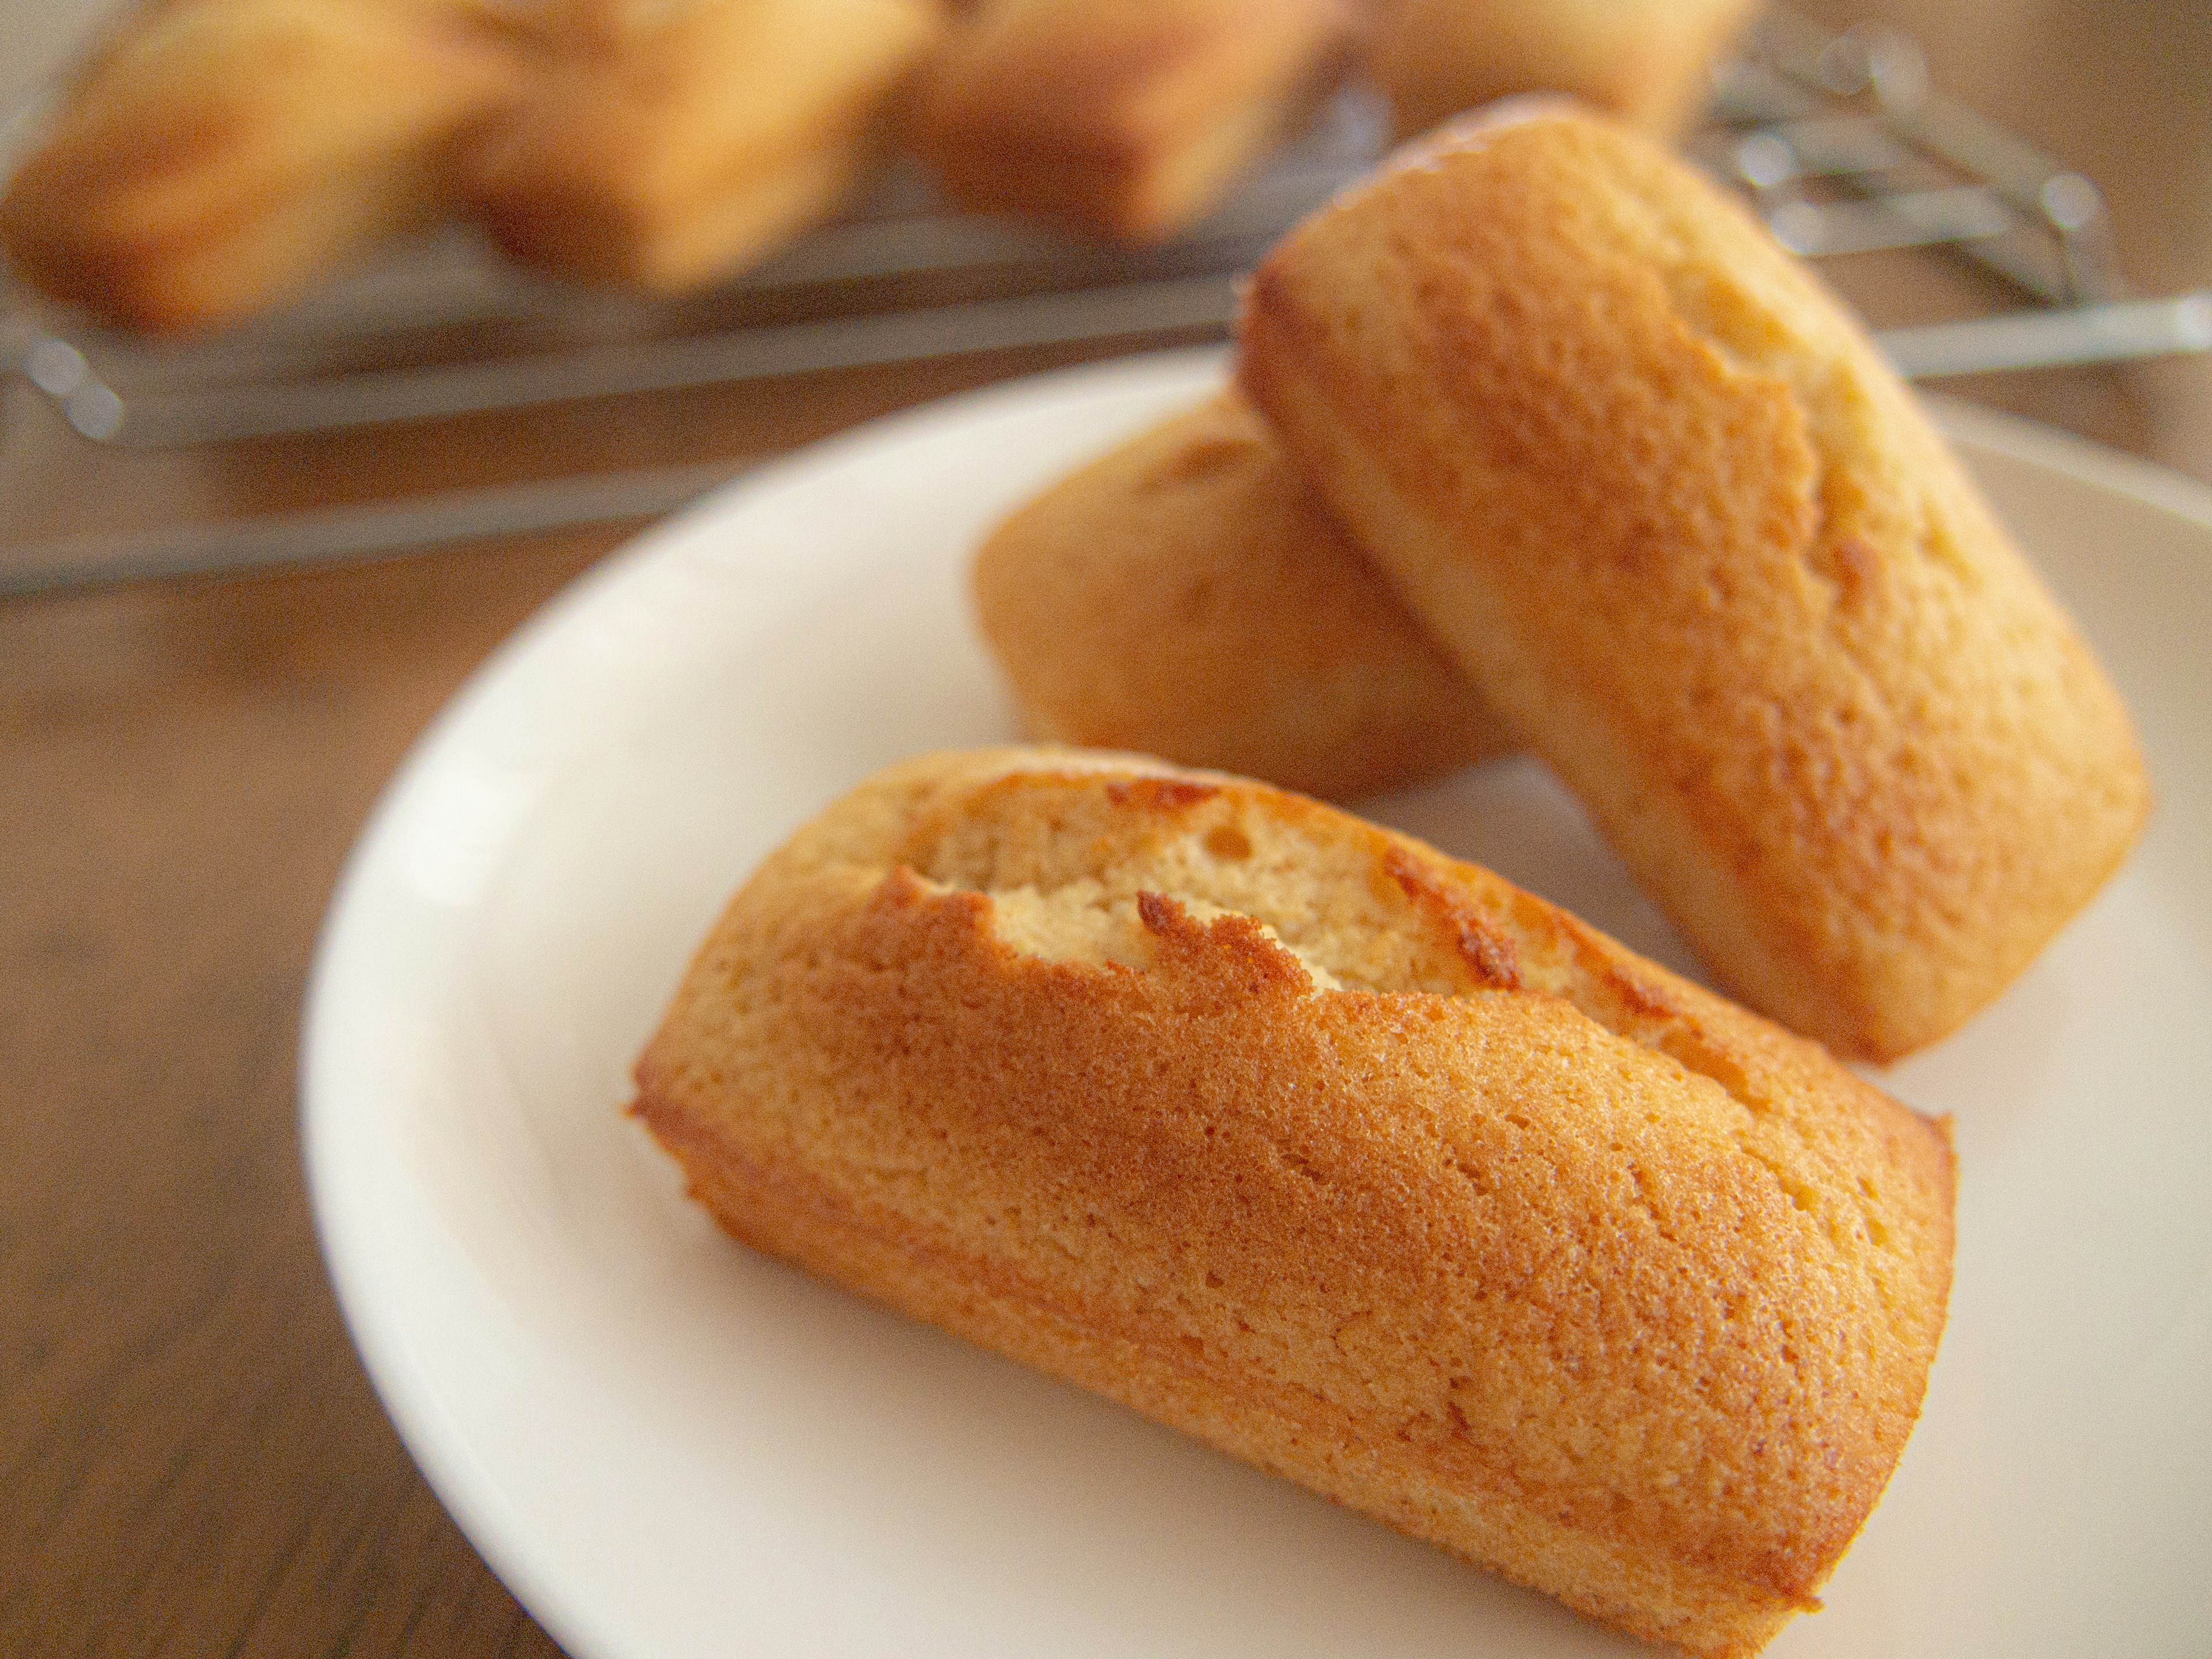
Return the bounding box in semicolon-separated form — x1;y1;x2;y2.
1696;12;2209;376
3;9;2206;594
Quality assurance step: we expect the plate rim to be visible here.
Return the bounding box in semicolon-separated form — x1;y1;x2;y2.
297;348;2212;1659
298;346;1248;1659
1915;388;2212;532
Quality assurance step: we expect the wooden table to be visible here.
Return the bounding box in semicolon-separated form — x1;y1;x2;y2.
4;3;2206;1652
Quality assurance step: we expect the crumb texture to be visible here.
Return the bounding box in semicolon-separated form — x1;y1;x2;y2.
635;747;1956;1659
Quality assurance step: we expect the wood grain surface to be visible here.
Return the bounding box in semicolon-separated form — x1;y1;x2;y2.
3;2;2207;1654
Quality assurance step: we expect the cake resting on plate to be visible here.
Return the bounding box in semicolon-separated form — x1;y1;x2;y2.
634;747;1957;1659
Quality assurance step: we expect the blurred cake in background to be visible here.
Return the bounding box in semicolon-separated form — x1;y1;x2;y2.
908;0;1358;241
465;0;942;292
1369;0;1759;138
0;0;524;331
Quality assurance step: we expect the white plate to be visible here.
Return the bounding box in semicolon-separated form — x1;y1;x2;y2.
304;349;2212;1659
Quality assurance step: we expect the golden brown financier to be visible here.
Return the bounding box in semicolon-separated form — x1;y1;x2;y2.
0;0;523;331
1239;107;2150;1061
465;0;941;290
971;390;1513;798
910;0;1357;241
634;745;1956;1658
1368;0;1760;139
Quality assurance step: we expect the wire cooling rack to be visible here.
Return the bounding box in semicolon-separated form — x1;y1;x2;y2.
3;8;2206;593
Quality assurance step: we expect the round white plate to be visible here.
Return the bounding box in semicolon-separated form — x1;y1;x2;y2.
304;349;2212;1659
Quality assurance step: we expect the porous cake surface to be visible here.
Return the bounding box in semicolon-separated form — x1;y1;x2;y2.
971;391;1512;799
1239;107;2150;1059
635;747;1955;1658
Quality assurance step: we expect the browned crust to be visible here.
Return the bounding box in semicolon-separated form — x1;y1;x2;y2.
908;0;1356;240
1237;109;2150;1060
633;747;1956;1658
970;390;1514;800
